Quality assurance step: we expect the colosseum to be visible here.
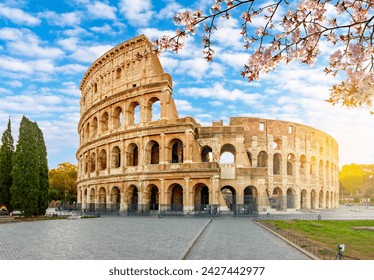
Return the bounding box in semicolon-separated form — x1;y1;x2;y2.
76;35;340;215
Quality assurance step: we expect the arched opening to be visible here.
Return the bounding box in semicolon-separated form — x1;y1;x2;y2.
300;189;308;209
92;117;98;137
270;187;283;210
170;184;183;211
85;154;89;174
98;187;106;212
244;186;258;214
101;112;109;133
113;106;123;129
201;146;213;162
89;189;95;212
326;191;330;208
221;186;236;210
110;187;120;212
220;144;236;163
326;161;331;183
286;188;296;208
273;138;282;150
257;151;268;167
319;160;324;181
300;155;307;175
99;149;107;171
147;141;159;164
85;122;90;141
194;184;209;211
111;146;121;169
90;152;96;172
128;185;138;211
311;189;317;209
287;154;295;176
128;102;140;125
148;97;161;121
149;185;159;211
273;153;282;175
127;143;138;166
170;139;183;163
310;157;316;175
319;189;324;208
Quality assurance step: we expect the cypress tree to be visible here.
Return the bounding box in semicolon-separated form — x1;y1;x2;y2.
0;119;14;209
11;116;39;217
34;123;49;215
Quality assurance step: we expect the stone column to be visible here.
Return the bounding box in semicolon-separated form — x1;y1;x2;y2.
184;178;192;212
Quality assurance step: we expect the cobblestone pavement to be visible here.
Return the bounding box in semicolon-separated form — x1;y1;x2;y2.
185;217;310;260
0;215;312;260
0;217;210;260
3;206;372;260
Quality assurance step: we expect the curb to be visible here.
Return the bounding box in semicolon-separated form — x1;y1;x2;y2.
179;219;212;260
251;219;318;260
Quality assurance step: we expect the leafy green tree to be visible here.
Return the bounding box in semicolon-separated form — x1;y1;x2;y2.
34;123;49;215
0;119;14;209
49;162;77;203
339;164;365;196
11;116;39;217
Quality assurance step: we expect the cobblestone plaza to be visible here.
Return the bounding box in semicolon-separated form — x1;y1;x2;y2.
0;216;309;260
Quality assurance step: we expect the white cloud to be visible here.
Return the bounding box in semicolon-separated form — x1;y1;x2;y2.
57;82;81;96
174;99;202;113
0;27;64;59
0;88;12;94
57;64;86;75
69;44;114;63
0;56;33;73
87;1;117;20
179;83;264;105
0;3;40;26
156;0;182;19
119;0;155;26
39;11;82;27
57;37;80;51
90;24;115;34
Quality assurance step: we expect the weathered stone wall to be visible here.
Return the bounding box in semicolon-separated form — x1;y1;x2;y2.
76;35;339;213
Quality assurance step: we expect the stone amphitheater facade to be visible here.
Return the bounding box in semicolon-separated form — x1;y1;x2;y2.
76;35;339;215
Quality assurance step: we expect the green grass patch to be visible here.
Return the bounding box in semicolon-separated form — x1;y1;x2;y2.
265;220;374;260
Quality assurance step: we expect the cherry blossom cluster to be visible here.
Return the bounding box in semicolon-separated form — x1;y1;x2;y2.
153;0;374;109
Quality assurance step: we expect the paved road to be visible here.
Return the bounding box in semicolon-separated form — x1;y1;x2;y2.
0;216;309;260
186;218;309;260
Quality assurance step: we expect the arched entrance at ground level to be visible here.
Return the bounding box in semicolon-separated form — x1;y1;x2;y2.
319;190;324;208
169;184;183;211
193;184;209;211
110;187;120;212
286;188;296;209
88;188;95;212
310;190;317;209
270;187;283;210
221;186;236;210
98;187;106;212
243;186;258;214
148;185;159;211
128;185;138;211
326;191;330;209
300;190;308;209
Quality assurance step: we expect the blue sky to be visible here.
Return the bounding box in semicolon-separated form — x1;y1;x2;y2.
0;0;373;169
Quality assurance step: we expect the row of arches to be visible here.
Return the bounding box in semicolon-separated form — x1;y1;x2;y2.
81;97;161;144
83;139;184;173
79;182;338;212
270;187;338;209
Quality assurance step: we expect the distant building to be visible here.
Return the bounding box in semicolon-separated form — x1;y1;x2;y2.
76;35;339;215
